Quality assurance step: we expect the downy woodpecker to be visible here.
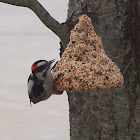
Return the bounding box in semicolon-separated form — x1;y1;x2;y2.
28;59;63;105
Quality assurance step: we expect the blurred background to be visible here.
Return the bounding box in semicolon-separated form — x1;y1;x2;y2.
0;0;70;139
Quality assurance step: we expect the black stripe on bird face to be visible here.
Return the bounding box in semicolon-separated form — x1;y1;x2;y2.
35;64;48;73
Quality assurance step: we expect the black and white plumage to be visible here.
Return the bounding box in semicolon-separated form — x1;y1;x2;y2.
28;59;63;105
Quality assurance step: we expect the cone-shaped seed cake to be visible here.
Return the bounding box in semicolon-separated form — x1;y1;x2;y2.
52;14;124;91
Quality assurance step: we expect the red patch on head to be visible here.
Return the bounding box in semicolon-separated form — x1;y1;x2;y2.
31;65;38;71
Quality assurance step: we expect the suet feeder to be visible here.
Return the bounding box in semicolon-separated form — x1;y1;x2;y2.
52;1;124;91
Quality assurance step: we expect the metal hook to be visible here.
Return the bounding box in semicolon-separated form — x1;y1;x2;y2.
77;0;91;15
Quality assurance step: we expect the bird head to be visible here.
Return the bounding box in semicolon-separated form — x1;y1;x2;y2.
31;59;55;73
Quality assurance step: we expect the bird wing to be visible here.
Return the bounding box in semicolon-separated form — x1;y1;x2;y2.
28;74;34;94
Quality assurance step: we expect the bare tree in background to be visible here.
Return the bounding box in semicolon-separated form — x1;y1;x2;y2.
0;0;140;139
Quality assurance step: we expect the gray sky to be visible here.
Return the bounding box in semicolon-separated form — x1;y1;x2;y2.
0;0;70;140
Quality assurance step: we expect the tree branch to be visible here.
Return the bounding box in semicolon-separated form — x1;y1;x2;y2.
0;0;65;38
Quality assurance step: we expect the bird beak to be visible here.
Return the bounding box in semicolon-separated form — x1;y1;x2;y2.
49;59;55;65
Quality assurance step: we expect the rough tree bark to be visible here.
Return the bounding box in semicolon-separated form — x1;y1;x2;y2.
67;0;140;139
0;0;140;139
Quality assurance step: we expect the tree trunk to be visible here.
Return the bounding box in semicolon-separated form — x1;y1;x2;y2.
66;0;140;139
